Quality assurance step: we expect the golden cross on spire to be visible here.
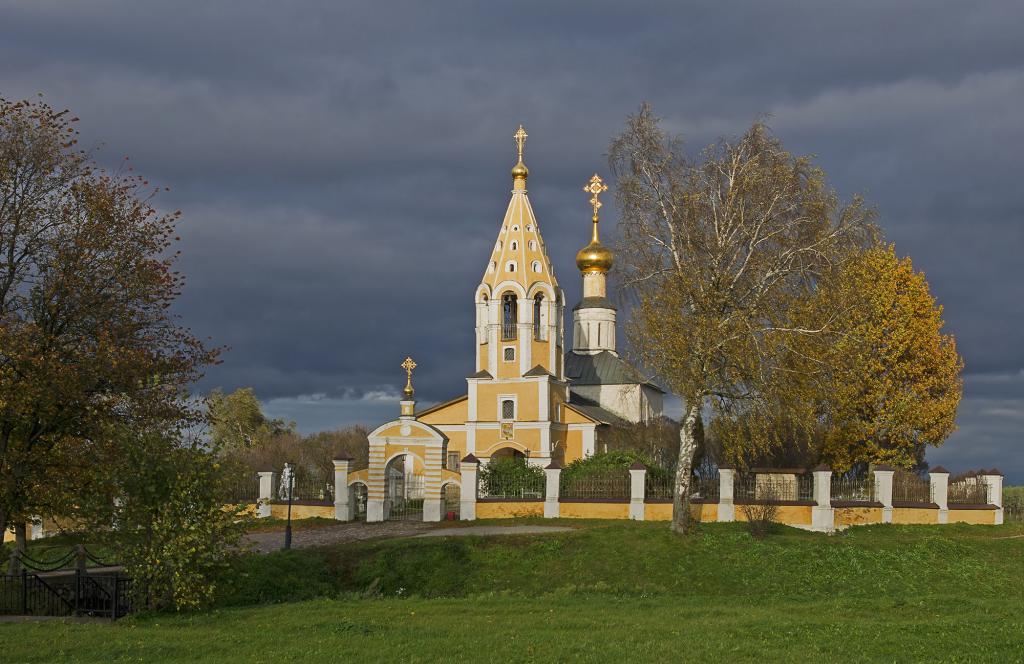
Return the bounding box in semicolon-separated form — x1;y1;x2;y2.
400;356;417;399
584;174;608;222
514;124;528;162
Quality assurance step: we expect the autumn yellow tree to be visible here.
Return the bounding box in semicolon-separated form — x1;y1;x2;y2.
610;106;874;533
814;245;962;469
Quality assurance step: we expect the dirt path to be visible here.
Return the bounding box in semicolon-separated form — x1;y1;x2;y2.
244;522;576;553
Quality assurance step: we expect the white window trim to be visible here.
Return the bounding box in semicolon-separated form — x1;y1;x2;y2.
503;346;516;362
498;394;518;421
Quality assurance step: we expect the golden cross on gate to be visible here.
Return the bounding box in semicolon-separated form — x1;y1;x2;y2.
401;356;417;398
514;125;528;161
584;174;608;219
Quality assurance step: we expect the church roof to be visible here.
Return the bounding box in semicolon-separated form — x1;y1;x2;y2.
523;364;554;377
479;127;560;297
566;393;627;426
467;369;493;379
572;296;616;311
564;350;665;393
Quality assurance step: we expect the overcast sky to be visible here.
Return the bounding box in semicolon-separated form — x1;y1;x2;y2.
2;1;1022;481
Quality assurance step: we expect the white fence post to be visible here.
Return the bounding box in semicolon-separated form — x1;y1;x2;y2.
981;469;1004;525
930;466;949;524
717;466;735;522
332;457;352;521
629;462;646;521
874;464;895;524
544;461;561;519
811;465;834;532
257;470;276;518
459;454;479;521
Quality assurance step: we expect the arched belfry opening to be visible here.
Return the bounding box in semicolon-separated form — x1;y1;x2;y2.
502;292;517;340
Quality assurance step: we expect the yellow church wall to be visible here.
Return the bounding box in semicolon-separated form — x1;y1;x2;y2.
348;468;369;485
496;352;521;379
643;502;717;522
531;339;552;373
382;443;429;471
892;507;938;524
419;397;469;425
559;501;630;519
835;506;883;527
562;429;584;463
948;508;995;525
476;382;541;421
270;504;334;520
733;504;813;526
478;344;488;373
561;405;594;424
477;501;544;518
475;428;542;457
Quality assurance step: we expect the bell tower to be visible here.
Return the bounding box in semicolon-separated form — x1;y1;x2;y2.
572;174;617;355
474;125;564;379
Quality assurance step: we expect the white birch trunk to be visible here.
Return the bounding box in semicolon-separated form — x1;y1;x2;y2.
672;404;700;533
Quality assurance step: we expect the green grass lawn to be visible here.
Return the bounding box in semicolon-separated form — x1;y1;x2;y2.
3;520;1023;663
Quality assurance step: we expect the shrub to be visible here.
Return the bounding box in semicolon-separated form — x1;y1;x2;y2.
561;451;671;483
478;458;546;498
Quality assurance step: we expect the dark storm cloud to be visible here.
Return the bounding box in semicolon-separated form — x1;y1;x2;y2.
2;1;1022;479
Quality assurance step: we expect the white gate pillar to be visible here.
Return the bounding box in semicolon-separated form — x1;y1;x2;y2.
982;470;1004;525
257;470;277;518
874;464;895;524
930;466;949;524
460;455;479;521
717;467;735;522
544;461;561;518
629;462;646;520
811;465;834;532
332;457;352;521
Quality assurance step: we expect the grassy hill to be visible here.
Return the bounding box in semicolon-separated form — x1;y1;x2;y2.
2;520;1023;662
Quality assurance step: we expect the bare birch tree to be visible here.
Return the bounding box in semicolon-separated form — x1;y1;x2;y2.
609;106;874;533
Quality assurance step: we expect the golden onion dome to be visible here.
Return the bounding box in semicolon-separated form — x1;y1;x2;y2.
576;240;613;274
511;159;529;181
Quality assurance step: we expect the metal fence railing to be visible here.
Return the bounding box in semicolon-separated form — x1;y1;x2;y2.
948;480;989;505
478;472;545;500
893;470;933;504
560;468;631;500
831;474;876;502
735;472;813;502
1;571;132;619
224;473;260;504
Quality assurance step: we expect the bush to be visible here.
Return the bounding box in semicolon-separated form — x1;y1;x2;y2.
561;451;671;483
478;458;545;498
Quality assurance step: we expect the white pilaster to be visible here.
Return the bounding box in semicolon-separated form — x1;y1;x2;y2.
874;465;895;524
332;458;352;521
544;462;561;518
717;468;735;522
629;463;646;521
930;467;949;524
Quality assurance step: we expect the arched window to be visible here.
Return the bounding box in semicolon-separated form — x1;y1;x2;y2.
506;261;517;272
502;292;517;340
529;240;537;251
533;293;544;340
531;260;541;273
510;241;518;251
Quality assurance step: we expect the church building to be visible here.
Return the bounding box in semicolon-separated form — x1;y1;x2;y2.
358;126;663;521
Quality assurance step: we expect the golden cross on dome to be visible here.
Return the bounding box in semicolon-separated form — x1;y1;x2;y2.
401;356;417;398
514;125;528;162
584;174;608;221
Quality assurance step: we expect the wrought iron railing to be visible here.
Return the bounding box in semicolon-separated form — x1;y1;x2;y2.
1;570;132;618
735;471;813;502
831;474;875;502
479;472;545;500
646;471;720;501
502;323;517;340
224;472;260;503
893;470;932;504
560;469;630;500
948;480;989;505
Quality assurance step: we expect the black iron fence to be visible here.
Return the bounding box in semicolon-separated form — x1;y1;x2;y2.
735;471;814;502
560;469;630;500
1;570;132;619
224;472;260;504
831;474;876;502
948;480;989;505
893;470;933;504
644;470;719;502
479;472;545;500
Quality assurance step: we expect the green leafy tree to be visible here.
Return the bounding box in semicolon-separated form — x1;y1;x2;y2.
208;387;291;453
0;96;218;542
